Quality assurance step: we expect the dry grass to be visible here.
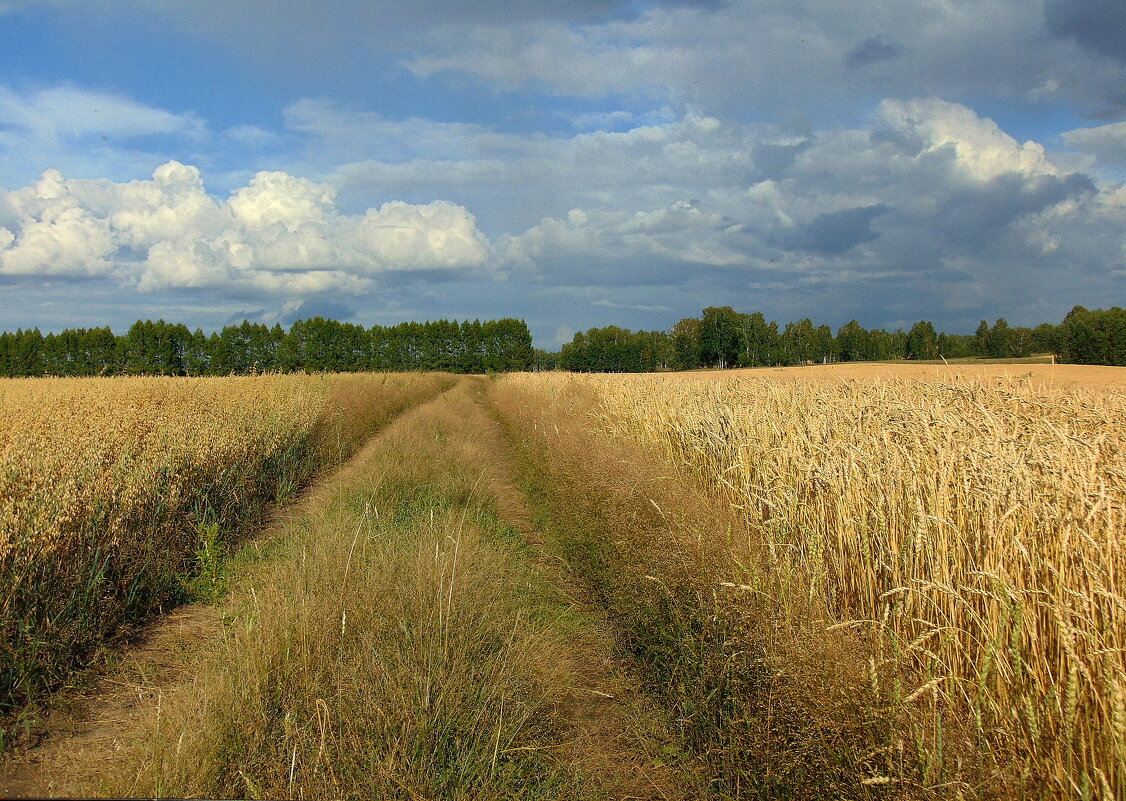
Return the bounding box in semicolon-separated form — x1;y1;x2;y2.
499;369;1126;798
0;372;448;717
56;380;670;800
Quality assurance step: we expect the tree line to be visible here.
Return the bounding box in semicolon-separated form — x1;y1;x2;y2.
3;306;1121;378
547;305;1125;372
0;317;535;377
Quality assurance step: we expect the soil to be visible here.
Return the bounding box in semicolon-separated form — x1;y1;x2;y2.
0;604;221;797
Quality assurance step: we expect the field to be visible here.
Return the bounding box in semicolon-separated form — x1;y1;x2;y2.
715;361;1126;387
1;364;1123;799
0;373;450;713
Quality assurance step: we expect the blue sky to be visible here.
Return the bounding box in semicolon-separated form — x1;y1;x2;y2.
1;0;1123;346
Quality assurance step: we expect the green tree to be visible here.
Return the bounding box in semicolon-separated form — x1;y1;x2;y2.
836;320;868;362
974;320;991;357
1031;323;1059;356
700;306;743;368
906;320;939;360
671;317;703;369
987;318;1011;358
738;312;781;367
781;318;819;364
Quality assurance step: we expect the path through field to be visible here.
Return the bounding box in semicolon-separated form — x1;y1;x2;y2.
0;377;690;800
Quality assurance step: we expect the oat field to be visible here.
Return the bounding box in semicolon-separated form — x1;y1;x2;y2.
0;372;447;712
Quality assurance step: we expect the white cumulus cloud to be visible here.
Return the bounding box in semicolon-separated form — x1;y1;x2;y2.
0;161;491;295
0;169;116;276
876;98;1058;181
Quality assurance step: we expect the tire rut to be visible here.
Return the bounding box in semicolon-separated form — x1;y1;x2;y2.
470;379;692;801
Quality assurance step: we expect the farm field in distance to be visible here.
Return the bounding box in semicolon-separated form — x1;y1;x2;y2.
710;361;1126;387
1;363;1123;800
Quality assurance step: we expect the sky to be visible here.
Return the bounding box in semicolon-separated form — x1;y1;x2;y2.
0;0;1123;347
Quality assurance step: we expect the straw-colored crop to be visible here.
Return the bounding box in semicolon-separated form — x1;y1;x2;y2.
0;372;446;712
502;368;1126;797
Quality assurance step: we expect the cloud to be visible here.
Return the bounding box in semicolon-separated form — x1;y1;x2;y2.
874;97;1058;181
279;298;358;326
1061;120;1126;167
224;125;280;148
844;34;904;69
1045;0;1126;64
502;201;753;285
0;84;207;144
468;97;1120;333
0;70;1120;340
0;161;490;296
774;204;889;255
306;95;1114;329
0;84;212;187
592;298;672;312
282;98;491;166
15;2;1126;125
402;1;1126;116
0;169;116;277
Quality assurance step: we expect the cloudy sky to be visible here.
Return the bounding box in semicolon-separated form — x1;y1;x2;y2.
0;1;1123;345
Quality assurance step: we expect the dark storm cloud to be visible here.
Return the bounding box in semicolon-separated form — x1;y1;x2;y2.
933;172;1095;249
844;35;904;69
774;204;889;255
1045;0;1126;63
751;140;811;181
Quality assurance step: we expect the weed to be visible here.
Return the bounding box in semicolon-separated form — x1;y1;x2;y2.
182;523;226;604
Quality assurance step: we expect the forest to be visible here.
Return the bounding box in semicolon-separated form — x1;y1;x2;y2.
551;305;1126;372
0;305;1122;377
0;317;534;377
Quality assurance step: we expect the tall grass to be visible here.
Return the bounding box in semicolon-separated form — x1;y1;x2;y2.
0;373;447;716
498;371;1126;798
80;381;612;800
494;378;876;798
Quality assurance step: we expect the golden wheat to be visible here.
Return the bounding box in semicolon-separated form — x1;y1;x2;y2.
503;367;1126;797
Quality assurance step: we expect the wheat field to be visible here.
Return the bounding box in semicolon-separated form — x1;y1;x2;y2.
2;365;1123;798
502;366;1126;797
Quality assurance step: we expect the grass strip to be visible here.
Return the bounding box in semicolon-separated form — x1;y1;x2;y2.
75;381;605;800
